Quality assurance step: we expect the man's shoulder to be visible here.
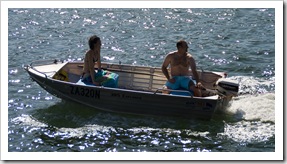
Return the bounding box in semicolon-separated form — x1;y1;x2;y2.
167;51;177;57
187;53;193;57
85;50;93;56
186;53;196;63
87;49;93;53
169;51;178;54
186;53;194;59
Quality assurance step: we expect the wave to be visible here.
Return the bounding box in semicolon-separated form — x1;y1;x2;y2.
224;76;275;122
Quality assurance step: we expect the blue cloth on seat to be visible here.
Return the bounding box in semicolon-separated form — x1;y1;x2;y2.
80;70;119;88
170;89;194;96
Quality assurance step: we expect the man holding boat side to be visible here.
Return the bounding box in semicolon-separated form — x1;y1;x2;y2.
161;40;203;97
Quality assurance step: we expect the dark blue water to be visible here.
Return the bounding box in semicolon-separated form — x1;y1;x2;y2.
8;8;275;153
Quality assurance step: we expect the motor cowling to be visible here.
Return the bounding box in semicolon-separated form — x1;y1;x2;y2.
216;79;239;97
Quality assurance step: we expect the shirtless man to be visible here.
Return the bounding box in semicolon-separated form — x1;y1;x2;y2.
82;35;102;85
161;40;203;97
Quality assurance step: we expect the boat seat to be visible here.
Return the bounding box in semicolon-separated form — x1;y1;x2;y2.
170;88;194;96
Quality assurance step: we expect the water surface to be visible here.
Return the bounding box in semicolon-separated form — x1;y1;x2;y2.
8;8;275;153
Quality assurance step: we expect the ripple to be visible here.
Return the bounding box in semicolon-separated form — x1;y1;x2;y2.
9;69;18;74
218;121;275;143
11;114;47;127
9;79;20;83
8;8;275;153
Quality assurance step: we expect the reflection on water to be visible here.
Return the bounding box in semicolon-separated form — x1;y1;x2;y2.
9;87;275;152
8;8;275;153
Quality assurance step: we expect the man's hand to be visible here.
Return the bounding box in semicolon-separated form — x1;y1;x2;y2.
196;82;204;89
93;81;101;86
168;78;176;84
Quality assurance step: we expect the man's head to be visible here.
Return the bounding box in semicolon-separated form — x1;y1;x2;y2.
89;35;101;50
176;40;189;52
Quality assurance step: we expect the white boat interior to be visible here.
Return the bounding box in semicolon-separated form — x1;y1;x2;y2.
30;60;226;96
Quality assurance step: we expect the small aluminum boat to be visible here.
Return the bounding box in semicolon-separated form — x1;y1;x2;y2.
24;59;239;120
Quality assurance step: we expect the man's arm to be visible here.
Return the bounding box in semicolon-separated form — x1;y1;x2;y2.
161;54;171;81
88;52;97;84
190;56;200;84
96;50;101;71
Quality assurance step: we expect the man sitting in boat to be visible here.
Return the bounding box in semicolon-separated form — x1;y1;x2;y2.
81;35;118;88
161;40;203;97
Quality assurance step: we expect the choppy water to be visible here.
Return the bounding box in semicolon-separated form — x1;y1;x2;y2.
8;8;275;153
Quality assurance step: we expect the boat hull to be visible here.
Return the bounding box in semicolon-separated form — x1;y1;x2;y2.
24;60;236;120
27;70;219;120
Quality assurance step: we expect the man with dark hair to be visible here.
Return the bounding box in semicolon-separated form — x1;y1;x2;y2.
82;35;102;85
81;35;118;88
161;40;203;97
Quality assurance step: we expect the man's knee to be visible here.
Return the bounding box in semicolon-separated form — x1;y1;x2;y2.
194;88;202;97
162;85;170;94
189;85;202;97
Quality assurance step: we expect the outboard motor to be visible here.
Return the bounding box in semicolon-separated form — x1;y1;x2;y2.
216;79;239;97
